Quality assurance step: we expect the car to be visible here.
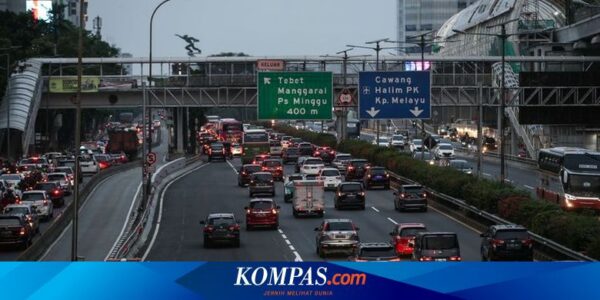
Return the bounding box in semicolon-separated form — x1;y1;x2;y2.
482;136;498;152
314;146;336;164
345;159;371;181
390;135;405;149
295;156;311;173
389;223;427;256
412;151;435;165
93;154;113;170
314;219;360;258
280;136;293;149
349;242;400;262
245;198;280;230
3;203;40;234
282;147;301;164
363;166;390;189
334;182;366;210
43;152;63;165
79;155;99;175
290;138;303;147
412;232;461;262
448;159;473;175
297;142;314;156
33;182;65;207
20;191;54;221
248;172;275;197
269;140;283;156
300;158;325;175
394;184;428;212
237;164;262;187
480;225;534;261
410;139;425;153
318;168;342;190
252;154;271;165
433;143;455;159
53;166;77;186
261;159;284;181
231;143;243;156
221;142;234;159
373;136;390;147
208;143;226;161
0;173;23;188
331;153;352;174
46;172;72;194
0;215;34;249
200;213;240;248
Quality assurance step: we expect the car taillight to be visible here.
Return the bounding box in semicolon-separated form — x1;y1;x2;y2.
204;226;214;233
400;193;406;198
228;224;240;231
365;165;371;169
419;256;433;261
389;258;401;262
359;191;365;196
19;227;26;236
246;209;251;214
348;166;354;170
241;171;247;175
43;200;49;206
522;239;533;247
208;149;212;155
422;193;427;198
277;166;282;170
54;189;60;195
367;174;371;178
330;150;336;155
336;176;341;180
449;256;461;261
271;208;278;214
270;180;274;183
262;167;268;171
492;239;505;247
315;151;320;155
386;174;390;178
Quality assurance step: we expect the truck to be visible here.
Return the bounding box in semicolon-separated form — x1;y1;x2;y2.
105;129;140;160
292;180;325;218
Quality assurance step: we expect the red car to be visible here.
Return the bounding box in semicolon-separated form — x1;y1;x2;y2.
244;198;280;230
261;159;283;181
252;154;271;165
314;147;336;163
390;223;427;256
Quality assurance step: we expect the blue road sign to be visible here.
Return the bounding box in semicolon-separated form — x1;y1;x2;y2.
358;71;431;120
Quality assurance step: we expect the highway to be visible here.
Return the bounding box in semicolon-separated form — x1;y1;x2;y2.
145;156;482;261
41;125;168;261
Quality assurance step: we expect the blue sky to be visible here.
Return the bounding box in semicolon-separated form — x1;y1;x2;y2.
88;0;397;58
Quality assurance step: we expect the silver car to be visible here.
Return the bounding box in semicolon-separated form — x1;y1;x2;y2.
315;219;360;258
21;191;54;221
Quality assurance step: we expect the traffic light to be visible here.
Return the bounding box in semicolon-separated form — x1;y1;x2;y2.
412;121;417;128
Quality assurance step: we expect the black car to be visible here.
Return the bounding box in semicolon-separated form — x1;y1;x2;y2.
349;242;400;262
314;147;336;164
248;172;275;197
282;147;301;164
290;138;303;147
0;215;33;249
334;182;366;210
363;167;390;189
412;232;461;262
237;164;262;187
394;185;428;212
200;213;240;248
208;143;226;161
345;159;371;181
480;225;533;261
297;142;314;156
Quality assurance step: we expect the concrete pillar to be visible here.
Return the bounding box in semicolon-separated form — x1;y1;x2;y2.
176;108;184;153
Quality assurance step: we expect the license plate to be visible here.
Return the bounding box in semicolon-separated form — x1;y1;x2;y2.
435;258;447;262
506;243;521;250
375;176;382;179
335;235;345;239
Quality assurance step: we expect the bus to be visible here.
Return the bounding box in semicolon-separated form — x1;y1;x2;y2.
242;129;270;164
217;118;243;143
536;147;600;211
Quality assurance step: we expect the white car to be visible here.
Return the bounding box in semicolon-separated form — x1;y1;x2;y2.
21;190;54;221
434;143;455;159
332;153;352;174
300;158;325;175
318;168;343;190
79;155;99;175
373;137;390;147
410;139;424;153
269;140;283;156
0;174;23;189
390;135;406;148
46;172;72;194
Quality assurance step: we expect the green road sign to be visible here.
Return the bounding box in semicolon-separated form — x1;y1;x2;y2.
257;72;333;120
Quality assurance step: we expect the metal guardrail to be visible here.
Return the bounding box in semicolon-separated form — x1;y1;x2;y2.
387;171;594;262
455;147;538;166
17;161;140;261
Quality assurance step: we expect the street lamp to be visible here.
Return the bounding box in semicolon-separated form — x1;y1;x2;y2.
144;0;173;208
453;19;519;184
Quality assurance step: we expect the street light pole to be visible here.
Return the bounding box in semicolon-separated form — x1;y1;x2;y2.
144;0;172;208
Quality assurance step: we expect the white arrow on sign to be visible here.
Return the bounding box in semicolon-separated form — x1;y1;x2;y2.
410;106;424;117
366;107;380;118
263;77;271;85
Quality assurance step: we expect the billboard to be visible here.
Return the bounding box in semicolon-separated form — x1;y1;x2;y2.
49;77;100;93
27;0;53;21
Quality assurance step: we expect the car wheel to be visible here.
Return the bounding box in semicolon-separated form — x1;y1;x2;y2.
318;246;325;258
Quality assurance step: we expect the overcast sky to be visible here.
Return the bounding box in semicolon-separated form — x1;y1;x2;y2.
87;0;397;58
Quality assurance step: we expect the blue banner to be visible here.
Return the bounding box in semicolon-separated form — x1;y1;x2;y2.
1;262;598;300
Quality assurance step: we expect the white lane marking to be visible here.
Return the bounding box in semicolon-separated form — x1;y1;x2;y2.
284;239;291;245
40;175;116;261
105;182;142;261
281;234;288;239
142;163;210;261
387;217;398;225
277;227;303;262
226;160;239;174
524;185;534;190
483;173;492;177
293;251;303;262
429;205;481;234
289;245;296;251
371;206;380;213
277;229;284;234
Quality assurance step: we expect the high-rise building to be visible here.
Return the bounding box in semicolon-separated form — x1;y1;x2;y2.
0;0;26;13
397;0;476;54
53;0;88;28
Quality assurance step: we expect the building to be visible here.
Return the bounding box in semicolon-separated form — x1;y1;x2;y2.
396;0;476;54
0;0;26;13
54;0;88;28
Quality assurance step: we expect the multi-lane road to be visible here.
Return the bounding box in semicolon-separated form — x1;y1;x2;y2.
145;157;483;261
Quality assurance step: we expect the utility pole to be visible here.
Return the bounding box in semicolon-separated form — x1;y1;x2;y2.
477;83;483;178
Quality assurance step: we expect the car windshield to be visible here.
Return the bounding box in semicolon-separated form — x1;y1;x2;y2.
270;141;281;147
370;169;386;175
47;175;65;181
450;161;470;169
403;186;424;193
341;184;362;192
495;230;529;240
415;153;433;160
299;143;312;148
250;201;273;210
208;217;234;226
211;145;223;150
321;170;339;177
392;136;404;141
304;159;322;165
263;160;281;167
0;175;20;181
379;138;389;143
400;227;427;237
439;144;453;150
0;218;21;226
351;161;368;167
412;139;423;145
423;235;458;250
291;138;302;143
4;207;29;215
285;148;299;154
56;168;73;174
244;166;262;173
35;183;54;190
359;247;396;258
22;193;45;202
336;155;351;161
253;173;273;182
326;222;354;231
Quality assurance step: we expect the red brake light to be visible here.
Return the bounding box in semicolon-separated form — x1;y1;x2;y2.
19;227;26;236
276;166;282;170
400;193;406;198
204;226;214;233
419;256;433;261
315;151;320;155
271;208;278;214
53;190;60;195
262;167;268;171
449;256;461;261
422;193;427;198
367;174;371;178
228;224;240;231
522;239;533;247
492;239;505;247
